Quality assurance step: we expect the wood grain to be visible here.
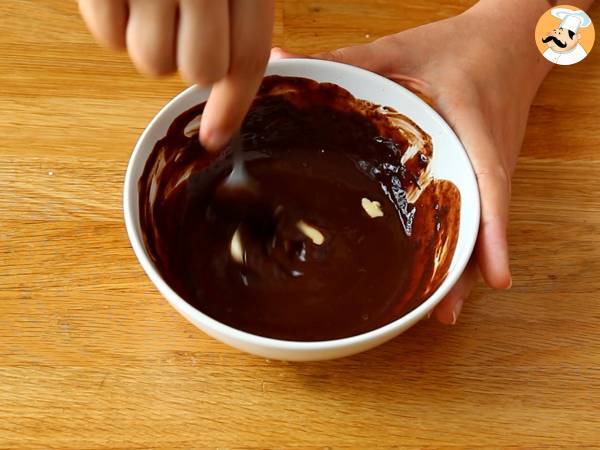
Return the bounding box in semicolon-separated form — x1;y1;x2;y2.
1;1;599;448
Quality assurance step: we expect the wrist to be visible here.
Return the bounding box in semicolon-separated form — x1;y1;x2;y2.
462;0;555;100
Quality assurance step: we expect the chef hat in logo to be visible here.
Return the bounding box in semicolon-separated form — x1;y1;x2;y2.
551;7;592;33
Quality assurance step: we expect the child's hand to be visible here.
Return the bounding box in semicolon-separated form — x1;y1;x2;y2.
271;2;555;324
79;0;274;151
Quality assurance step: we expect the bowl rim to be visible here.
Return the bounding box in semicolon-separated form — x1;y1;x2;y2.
123;58;480;351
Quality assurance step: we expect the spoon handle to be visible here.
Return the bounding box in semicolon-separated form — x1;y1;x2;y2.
229;131;249;183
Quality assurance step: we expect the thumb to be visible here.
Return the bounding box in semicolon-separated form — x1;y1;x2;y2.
313;44;385;73
270;44;390;75
269;47;304;60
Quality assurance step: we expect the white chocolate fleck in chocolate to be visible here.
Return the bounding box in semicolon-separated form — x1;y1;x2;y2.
230;227;244;264
296;220;325;245
361;197;384;218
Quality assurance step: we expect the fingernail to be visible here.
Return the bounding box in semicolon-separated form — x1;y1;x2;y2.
506;275;513;289
203;129;228;152
451;298;464;325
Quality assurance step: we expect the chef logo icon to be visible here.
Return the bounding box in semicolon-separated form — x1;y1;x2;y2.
535;5;595;65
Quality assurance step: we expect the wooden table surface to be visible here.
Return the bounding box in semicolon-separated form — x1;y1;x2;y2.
1;1;599;448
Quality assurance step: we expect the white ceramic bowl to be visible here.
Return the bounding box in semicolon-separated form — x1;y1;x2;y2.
124;59;480;361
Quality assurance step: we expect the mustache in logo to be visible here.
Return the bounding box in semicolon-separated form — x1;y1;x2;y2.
542;35;567;48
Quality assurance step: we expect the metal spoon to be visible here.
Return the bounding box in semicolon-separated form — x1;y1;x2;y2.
216;131;257;198
214;132;271;225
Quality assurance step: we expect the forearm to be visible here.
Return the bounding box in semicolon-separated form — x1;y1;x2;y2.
472;0;594;27
465;0;594;100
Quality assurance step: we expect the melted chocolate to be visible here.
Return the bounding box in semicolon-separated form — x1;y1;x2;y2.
139;76;460;341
